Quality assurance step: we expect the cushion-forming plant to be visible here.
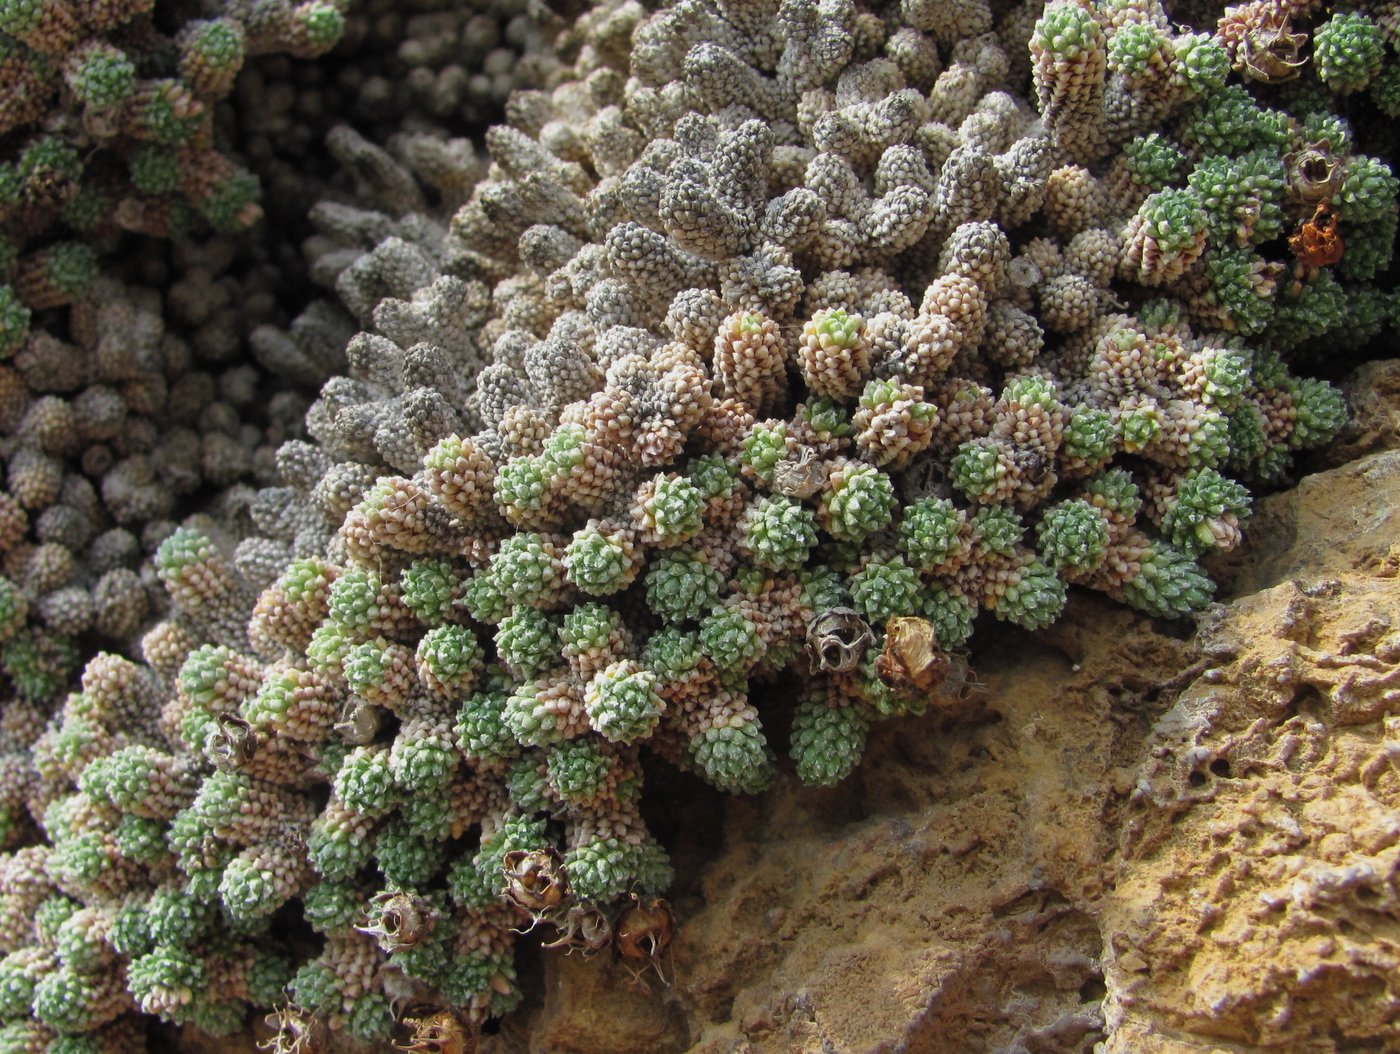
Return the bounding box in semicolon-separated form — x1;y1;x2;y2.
0;0;1388;1049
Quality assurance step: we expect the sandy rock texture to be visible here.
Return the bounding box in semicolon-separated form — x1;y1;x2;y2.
497;371;1400;1054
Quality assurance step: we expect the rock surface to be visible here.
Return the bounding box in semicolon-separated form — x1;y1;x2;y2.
490;377;1400;1054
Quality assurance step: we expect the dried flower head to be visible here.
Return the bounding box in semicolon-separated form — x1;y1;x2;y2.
1288;202;1343;269
502;847;570;914
874;616;950;695
615;894;676;988
260;1005;326;1054
334;697;382;745
805;607;875;673
543;902;614;956
1285;143;1345;204
395;1008;478;1054
356;890;441;953
208;712;258;770
1218;2;1307;84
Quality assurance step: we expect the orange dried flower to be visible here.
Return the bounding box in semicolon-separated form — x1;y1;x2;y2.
1288;203;1343;269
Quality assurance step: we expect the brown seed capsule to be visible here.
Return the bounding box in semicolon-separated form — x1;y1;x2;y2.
394;1008;478;1054
356;891;440;953
502;847;570;913
1284;144;1344;205
875;616;949;694
542;902;613;956
805;607;874;673
615;894;675;986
